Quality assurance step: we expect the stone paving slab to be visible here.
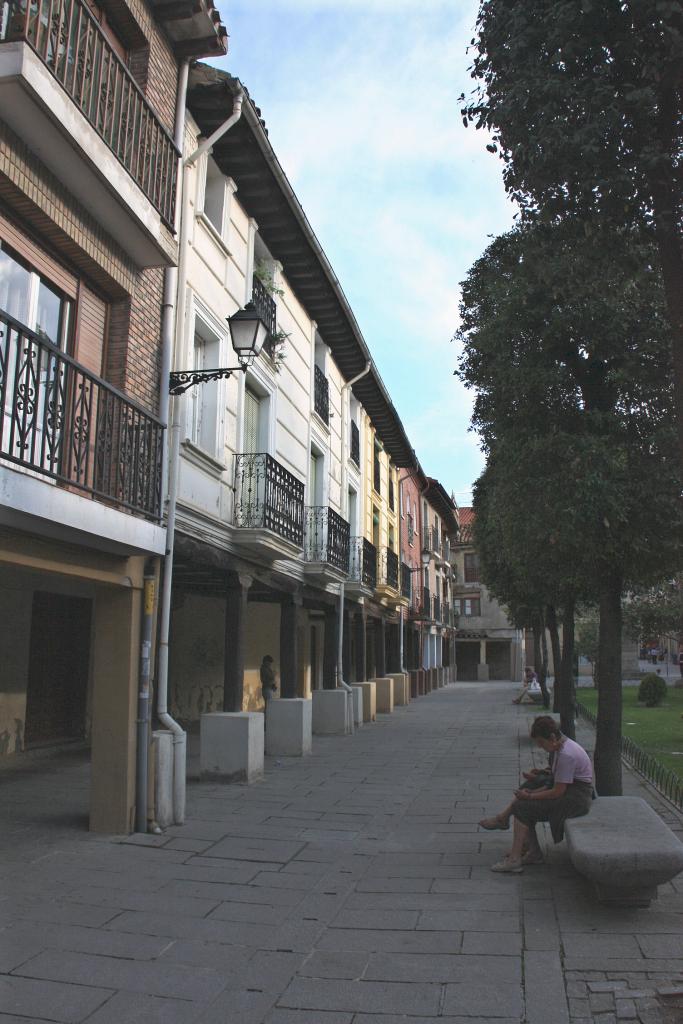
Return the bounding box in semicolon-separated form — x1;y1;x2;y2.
2;681;683;1022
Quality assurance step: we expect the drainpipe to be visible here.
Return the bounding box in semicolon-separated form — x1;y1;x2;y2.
135;562;156;833
155;83;244;826
337;362;371;732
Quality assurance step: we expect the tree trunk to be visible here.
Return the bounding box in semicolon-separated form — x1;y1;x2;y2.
532;609;550;708
593;574;623;796
546;604;562;713
557;598;576;739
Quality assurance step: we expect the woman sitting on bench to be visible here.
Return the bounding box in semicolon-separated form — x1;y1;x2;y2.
479;716;593;873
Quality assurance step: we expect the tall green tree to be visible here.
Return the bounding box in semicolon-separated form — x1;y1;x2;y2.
456;220;681;792
462;0;683;470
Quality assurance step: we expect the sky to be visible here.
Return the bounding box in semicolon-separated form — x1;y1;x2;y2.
208;1;515;506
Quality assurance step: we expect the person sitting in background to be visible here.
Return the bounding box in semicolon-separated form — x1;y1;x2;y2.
480;715;593;873
512;666;542;704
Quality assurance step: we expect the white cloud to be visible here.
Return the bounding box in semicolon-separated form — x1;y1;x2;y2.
215;1;512;495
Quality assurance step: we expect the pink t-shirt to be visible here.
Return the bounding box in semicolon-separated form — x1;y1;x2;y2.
553;737;593;785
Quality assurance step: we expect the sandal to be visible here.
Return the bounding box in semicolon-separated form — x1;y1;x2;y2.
479;816;510;831
490;857;523;874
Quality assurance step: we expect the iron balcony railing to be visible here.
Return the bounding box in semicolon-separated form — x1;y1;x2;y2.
0;309;163;517
234;452;304;546
401;562;412;600
251;275;277;357
348;536;377;589
1;0;178;225
304;506;349;574
313;365;329;424
350;420;360;466
379;546;398;590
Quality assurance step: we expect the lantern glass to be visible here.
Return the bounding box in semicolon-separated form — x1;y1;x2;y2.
227;301;269;360
421;549;431;567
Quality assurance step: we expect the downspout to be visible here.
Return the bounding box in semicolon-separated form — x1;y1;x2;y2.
156;84;244;826
338;362;371;729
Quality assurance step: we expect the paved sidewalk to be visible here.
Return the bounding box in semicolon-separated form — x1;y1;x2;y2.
1;682;682;1024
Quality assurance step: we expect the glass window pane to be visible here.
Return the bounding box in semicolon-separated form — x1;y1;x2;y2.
36;278;63;346
0;245;32;325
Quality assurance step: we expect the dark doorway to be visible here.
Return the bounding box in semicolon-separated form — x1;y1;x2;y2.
487;641;512;681
25;592;92;747
455;641;479;681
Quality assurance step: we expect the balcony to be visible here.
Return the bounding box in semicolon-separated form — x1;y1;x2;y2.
233;452;304;560
347;536;377;594
0;0;178;266
303;505;349;580
0;309;165;551
252;275;277;358
376;546;398;597
313;365;329;425
408;585;432;621
350;420;360;467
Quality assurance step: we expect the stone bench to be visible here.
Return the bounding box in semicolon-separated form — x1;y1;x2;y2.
564;796;683;907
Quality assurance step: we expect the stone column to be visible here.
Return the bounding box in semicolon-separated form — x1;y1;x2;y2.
323;604;338;689
224;573;252;712
279;593;301;699
354;611;366;681
375;617;386;678
343;608;352;682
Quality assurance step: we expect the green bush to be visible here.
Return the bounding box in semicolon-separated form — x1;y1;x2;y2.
638;673;667;708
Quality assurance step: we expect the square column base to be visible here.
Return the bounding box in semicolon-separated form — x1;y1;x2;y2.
352;682;376;722
200;712;264;783
312;689;350;735
265;698;312;756
409;670;419;699
373;677;394;713
387;673;409;705
350;686;364;727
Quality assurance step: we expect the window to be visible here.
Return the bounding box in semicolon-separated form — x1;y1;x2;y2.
456;597;480;616
189;319;221;454
243;386;261;453
372;505;380;549
0;242;73;351
309;447;324;505
373;439;381;494
464;552;480;583
388;525;395;551
407;512;415;545
203;156;228;237
389;476;394;511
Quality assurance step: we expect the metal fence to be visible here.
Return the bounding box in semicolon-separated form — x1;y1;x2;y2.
576;700;683;810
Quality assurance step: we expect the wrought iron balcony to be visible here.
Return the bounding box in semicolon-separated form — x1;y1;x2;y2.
0;309;163;518
348;536;377;589
313;365;329;424
401;562;412;600
252;275;277;358
350;420;360;466
379;546;398;591
1;0;178;226
234;452;304;546
304;505;349;574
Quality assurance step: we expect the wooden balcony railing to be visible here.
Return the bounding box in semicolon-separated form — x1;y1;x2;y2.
0;309;163;517
234;452;304;546
313;365;329;424
1;0;179;225
304;506;350;574
349;536;377;589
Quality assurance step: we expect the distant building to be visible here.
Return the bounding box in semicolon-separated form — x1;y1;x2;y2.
451;508;525;681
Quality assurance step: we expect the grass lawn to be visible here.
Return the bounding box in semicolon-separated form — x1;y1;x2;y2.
577;685;683;777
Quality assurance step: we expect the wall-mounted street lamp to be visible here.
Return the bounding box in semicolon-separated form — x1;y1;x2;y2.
169;302;269;395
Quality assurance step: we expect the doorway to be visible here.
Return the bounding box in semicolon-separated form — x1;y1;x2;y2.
24;592;92;747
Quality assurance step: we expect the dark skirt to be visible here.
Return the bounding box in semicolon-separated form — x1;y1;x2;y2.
511;780;593;843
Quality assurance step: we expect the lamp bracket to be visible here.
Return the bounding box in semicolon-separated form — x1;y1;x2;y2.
169;363;249;395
